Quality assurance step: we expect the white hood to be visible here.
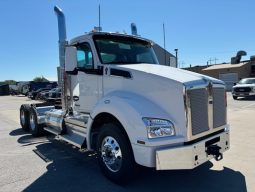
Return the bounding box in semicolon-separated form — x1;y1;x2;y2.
115;64;223;85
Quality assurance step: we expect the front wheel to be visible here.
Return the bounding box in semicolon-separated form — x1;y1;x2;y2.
233;96;238;100
96;123;135;184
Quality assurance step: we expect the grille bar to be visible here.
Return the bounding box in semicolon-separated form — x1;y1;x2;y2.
189;88;209;135
213;88;226;128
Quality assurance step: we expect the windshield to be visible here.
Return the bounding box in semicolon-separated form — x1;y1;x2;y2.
93;35;158;64
238;78;255;84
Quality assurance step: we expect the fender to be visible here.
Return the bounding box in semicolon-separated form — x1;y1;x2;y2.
86;91;175;163
89;91;171;141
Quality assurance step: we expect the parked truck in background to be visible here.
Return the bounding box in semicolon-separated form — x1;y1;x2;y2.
232;78;255;100
18;81;58;96
19;6;230;183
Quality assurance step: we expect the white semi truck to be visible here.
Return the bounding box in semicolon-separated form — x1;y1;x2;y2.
19;6;229;183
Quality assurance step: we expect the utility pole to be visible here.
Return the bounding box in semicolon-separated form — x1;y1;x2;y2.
174;49;178;68
208;57;218;65
213;58;218;64
207;58;213;65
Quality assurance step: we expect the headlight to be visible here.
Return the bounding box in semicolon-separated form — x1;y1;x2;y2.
252;87;255;92
142;118;175;138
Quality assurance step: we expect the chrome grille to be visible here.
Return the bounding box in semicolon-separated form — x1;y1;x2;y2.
234;87;251;92
213;88;226;128
189;88;209;135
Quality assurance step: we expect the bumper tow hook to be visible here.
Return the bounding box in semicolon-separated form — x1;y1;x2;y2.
206;145;223;161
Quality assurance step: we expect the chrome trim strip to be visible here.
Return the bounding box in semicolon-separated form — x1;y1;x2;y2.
183;86;188;132
208;82;213;132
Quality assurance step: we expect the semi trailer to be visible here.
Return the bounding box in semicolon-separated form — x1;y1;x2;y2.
19;6;230;183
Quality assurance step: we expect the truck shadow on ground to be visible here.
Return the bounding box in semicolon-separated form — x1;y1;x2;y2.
10;128;247;192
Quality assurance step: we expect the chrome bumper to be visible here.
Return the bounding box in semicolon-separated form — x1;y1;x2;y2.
232;92;255;96
156;130;229;170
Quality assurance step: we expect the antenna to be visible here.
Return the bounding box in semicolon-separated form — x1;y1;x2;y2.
163;23;167;66
98;4;101;31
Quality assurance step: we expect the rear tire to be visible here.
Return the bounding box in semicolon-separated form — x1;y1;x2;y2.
96;123;135;184
233;96;238;100
20;104;30;131
29;107;44;137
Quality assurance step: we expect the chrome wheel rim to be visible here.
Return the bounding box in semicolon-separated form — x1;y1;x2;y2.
21;110;25;125
30;113;36;131
101;136;122;172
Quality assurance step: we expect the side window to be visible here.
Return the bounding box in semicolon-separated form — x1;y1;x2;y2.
76;43;93;69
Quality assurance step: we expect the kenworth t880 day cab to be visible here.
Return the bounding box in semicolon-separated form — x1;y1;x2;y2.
19;6;229;183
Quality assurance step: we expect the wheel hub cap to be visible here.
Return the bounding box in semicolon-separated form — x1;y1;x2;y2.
21;110;25;125
101;136;122;172
30;113;36;131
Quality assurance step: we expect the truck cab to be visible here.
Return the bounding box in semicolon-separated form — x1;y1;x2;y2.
19;6;230;184
67;33;158;112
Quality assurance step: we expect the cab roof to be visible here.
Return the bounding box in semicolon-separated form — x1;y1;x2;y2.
69;31;153;45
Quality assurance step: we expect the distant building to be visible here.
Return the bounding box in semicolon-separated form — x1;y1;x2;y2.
182;65;212;74
183;58;255;91
153;44;176;67
202;60;255;90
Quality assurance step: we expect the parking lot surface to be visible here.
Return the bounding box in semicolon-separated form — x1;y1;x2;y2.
0;93;254;192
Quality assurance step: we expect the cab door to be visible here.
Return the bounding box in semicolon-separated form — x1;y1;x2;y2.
72;42;102;113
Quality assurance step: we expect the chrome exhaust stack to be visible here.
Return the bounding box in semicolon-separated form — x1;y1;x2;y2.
131;23;138;36
54;6;68;111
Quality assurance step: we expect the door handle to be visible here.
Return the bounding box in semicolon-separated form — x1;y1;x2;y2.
73;96;79;101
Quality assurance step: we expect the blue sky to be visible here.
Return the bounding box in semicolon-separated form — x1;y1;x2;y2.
0;0;255;81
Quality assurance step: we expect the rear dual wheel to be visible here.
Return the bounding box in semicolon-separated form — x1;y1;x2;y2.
29;107;44;137
20;104;44;136
20;104;30;131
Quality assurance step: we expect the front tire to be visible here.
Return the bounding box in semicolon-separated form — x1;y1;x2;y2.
233;96;238;100
96;123;135;184
29;107;44;137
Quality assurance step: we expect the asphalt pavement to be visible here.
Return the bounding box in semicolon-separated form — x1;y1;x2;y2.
0;93;254;192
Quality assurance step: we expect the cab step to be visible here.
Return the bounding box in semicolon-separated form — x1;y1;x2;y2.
57;129;87;148
44;127;60;135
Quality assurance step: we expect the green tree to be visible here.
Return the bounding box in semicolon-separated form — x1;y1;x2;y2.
4;80;17;85
33;76;49;82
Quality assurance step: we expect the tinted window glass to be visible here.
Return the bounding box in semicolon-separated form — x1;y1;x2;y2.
76;43;93;69
94;35;158;65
